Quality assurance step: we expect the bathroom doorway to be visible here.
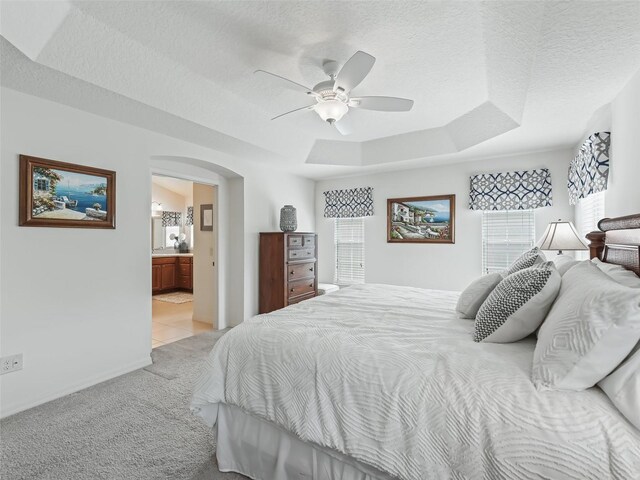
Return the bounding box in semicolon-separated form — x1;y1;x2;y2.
150;175;217;348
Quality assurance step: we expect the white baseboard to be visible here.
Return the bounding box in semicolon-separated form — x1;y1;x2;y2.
0;355;152;419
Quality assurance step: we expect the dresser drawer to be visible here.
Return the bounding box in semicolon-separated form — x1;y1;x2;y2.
288;292;315;305
288;279;315;299
288;262;315;281
178;264;191;276
288;248;314;261
178;257;192;264
303;235;315;248
287;235;303;247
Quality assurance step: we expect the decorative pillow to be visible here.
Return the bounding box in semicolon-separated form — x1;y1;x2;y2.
473;262;561;343
598;342;640;430
592;258;640;288
505;247;546;276
456;273;503;319
532;261;640;391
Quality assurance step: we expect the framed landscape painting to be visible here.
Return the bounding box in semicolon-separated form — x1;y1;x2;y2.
387;194;455;243
19;155;116;229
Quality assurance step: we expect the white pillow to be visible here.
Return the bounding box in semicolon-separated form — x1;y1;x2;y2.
456;273;503;319
550;254;581;276
598;342;640;430
474;262;561;343
592;258;640;288
557;260;581;276
532;261;640;391
505;247;546;276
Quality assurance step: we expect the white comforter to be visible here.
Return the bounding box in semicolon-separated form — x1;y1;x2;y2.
192;284;640;479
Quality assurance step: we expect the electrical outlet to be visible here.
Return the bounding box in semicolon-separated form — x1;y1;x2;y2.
0;354;23;375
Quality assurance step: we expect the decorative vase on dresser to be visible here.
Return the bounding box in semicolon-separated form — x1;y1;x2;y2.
259;232;318;314
279;205;297;232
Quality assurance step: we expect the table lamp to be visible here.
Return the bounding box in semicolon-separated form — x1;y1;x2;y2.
536;220;588;255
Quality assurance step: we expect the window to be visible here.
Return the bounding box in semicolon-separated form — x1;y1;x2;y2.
575;192;605;259
334;217;365;285
164;225;180;247
482;210;535;274
34;178;48;191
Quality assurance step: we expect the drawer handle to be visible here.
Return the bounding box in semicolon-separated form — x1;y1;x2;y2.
309;267;314;271
290;270;294;275
309;283;313;288
290;288;295;293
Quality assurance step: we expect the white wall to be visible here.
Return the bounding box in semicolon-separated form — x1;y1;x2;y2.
607;68;640;218
572;67;640;222
243;169;315;319
0;88;315;417
151;182;188;214
315;149;575;292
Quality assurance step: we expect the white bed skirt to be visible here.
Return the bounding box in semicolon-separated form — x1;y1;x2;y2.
216;403;392;480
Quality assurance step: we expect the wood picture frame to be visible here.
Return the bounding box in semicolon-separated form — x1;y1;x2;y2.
19;155;116;229
200;204;214;231
387;194;455;244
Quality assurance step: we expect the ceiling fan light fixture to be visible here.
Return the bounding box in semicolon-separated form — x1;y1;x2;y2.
315;99;348;123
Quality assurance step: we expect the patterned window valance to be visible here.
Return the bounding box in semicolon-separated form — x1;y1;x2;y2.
568;132;610;206
162;211;182;227
185;206;194;226
324;187;374;218
469;168;553;211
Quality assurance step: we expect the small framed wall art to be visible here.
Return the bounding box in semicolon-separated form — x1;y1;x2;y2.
200;204;214;231
387;194;455;243
19;155;116;229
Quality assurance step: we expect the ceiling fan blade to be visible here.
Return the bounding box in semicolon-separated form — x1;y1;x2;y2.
255;69;315;95
334;115;354;136
271;104;315;120
333;51;375;94
350;96;414;112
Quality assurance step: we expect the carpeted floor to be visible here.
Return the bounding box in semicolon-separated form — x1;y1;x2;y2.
0;330;248;480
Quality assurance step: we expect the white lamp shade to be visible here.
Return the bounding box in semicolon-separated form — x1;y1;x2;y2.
536;221;588;251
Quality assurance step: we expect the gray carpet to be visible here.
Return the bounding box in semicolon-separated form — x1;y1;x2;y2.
1;330;248;480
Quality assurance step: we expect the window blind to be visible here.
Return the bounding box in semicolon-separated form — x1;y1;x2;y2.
334;217;365;286
482;210;535;274
575;192;605;259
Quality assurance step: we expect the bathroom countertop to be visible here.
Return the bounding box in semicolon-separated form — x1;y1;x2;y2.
152;252;193;258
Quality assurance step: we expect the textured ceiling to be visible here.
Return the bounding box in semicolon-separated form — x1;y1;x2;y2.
1;1;640;179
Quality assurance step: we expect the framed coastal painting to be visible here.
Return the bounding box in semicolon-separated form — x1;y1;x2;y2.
19;155;116;229
387;194;455;244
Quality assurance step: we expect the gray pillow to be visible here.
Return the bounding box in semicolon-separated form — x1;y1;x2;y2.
505;247;546;276
532;261;640;391
551;254;582;276
474;262;561;343
456;273;503;319
592;258;640;288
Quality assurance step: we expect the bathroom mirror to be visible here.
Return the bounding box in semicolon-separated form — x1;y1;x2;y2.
151;217;189;251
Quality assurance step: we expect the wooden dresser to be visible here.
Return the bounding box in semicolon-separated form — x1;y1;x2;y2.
259;232;318;314
152;255;193;294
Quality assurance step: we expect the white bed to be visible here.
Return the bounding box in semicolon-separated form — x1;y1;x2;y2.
192;284;640;479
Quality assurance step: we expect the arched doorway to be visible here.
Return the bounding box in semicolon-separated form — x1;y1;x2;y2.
149;156;244;347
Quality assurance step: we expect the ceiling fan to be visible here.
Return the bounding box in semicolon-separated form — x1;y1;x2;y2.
255;51;414;135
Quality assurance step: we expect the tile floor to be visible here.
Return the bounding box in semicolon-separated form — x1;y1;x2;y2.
151;298;213;348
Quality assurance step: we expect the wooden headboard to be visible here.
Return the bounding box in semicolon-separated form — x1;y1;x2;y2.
586;213;640;277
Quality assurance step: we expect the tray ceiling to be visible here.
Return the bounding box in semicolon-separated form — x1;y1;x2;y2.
1;1;639;179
